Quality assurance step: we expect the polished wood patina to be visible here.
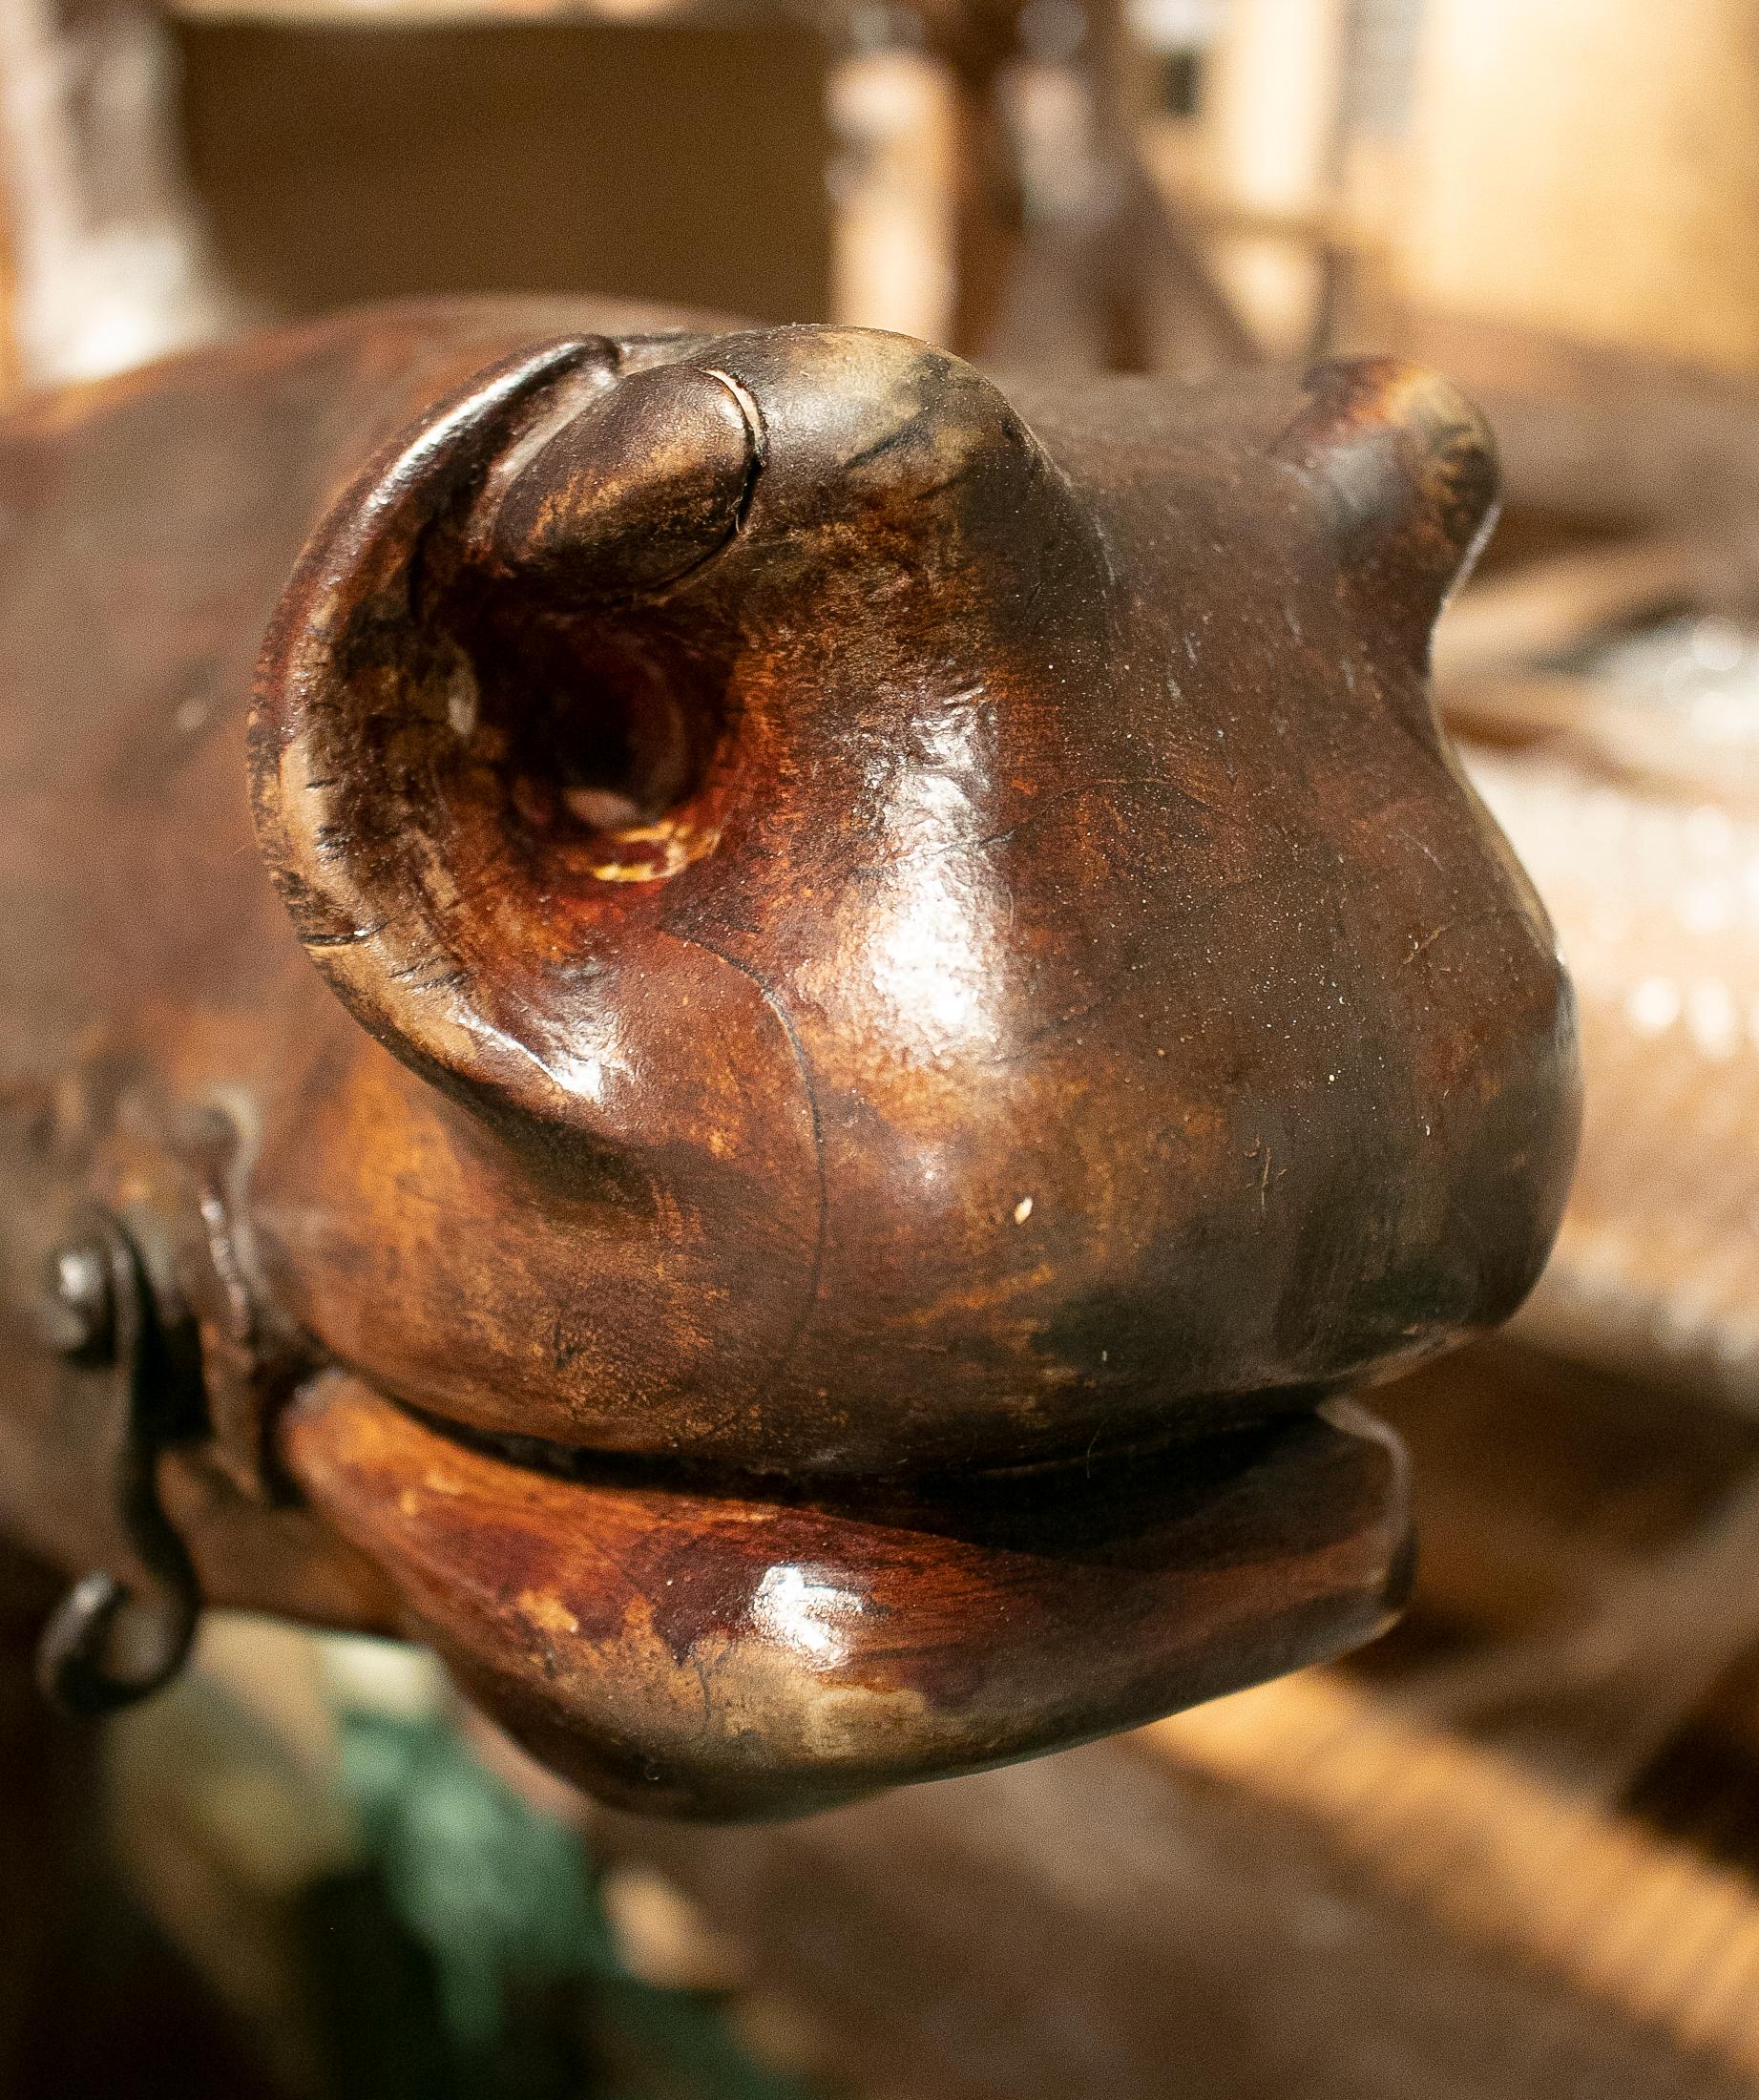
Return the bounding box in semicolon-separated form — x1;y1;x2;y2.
0;299;1577;1816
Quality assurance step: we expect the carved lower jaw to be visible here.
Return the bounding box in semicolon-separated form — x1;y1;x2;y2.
279;1371;1413;1821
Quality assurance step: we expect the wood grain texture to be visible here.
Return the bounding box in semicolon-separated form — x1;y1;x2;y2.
283;1372;1409;1816
0;298;1577;1814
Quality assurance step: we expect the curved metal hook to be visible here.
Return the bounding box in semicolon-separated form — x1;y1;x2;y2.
33;1208;205;1717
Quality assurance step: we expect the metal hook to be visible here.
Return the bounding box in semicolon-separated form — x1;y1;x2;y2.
32;1208;204;1717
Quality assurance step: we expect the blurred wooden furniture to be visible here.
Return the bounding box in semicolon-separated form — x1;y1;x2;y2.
585;1334;1759;2099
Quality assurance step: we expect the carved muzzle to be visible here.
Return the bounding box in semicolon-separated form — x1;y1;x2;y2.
242;325;1576;1816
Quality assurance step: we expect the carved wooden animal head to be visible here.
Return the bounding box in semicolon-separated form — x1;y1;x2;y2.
252;327;1574;1477
1;306;1577;1820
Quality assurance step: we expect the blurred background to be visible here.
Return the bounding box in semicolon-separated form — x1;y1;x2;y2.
10;2;1759;2094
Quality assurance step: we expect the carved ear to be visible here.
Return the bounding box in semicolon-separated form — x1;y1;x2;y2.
1274;356;1500;643
249;334;759;1136
251;326;1047;1139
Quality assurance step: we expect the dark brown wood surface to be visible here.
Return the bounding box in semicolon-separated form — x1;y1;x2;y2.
285;1374;1408;1816
0;299;1578;1814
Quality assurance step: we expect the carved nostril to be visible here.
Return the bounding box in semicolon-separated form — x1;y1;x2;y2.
463;613;717;859
249;332;760;1142
430;359;756;886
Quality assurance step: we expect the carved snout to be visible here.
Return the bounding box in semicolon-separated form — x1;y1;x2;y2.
251;330;1572;1485
235;316;1571;1819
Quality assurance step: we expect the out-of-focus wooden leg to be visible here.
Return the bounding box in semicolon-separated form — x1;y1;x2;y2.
0;1540;95;2090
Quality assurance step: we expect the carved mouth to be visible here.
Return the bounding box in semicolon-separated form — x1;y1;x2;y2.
281;1373;1411;1821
